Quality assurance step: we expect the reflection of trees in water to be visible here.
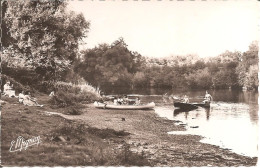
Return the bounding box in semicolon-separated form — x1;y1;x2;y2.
174;109;188;116
239;91;258;124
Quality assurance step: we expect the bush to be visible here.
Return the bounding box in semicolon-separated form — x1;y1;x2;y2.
117;143;151;166
49;82;101;108
64;106;83;115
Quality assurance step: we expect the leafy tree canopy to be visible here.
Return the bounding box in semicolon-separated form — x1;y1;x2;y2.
2;0;90;80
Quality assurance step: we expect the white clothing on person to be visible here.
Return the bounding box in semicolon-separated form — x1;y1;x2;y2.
49;91;55;97
114;99;118;105
203;92;213;103
23;94;43;107
3;83;16;97
117;98;123;105
134;98;141;105
18;93;25;103
183;97;189;103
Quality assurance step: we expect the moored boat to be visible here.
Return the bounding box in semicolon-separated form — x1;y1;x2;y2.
94;101;155;110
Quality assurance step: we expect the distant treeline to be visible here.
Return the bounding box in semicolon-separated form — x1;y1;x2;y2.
74;39;258;90
1;0;258;93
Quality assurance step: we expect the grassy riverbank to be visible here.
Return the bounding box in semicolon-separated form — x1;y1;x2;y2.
1;95;258;166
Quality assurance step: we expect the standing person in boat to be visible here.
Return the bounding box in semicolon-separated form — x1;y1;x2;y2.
203;91;213;103
183;95;189;103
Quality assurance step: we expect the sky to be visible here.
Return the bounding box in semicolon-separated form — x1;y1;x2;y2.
68;0;259;58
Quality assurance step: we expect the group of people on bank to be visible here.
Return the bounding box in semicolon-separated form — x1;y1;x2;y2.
2;81;43;107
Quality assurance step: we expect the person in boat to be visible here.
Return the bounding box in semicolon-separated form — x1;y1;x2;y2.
113;96;119;105
117;96;124;105
203;91;213;103
122;95;129;105
23;91;43;107
134;97;141;105
183;95;189;103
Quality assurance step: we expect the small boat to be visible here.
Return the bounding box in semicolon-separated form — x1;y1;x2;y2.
94;101;155;110
174;102;198;111
174;101;210;110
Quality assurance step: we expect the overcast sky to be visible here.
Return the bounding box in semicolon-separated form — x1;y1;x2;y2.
68;0;259;58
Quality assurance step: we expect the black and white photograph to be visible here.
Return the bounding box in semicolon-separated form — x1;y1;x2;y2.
0;0;259;166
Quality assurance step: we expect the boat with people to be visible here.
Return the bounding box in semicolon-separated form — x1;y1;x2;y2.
174;91;212;111
94;101;155;110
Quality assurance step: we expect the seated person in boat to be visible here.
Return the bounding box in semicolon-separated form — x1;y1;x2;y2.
134;97;141;105
114;96;119;105
23;91;43;107
122;95;129;105
203;91;213;103
117;96;124;105
183;95;189;103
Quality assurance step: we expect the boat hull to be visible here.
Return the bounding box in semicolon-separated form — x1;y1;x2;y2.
174;102;198;110
174;102;210;110
94;101;155;110
192;102;210;108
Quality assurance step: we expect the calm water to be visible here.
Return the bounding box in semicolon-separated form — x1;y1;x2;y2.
103;87;258;157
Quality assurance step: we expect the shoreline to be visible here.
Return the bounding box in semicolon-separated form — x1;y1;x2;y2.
1;95;258;166
45;103;258;166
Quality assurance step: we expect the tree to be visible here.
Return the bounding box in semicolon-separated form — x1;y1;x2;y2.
185;68;212;89
244;65;258;90
236;41;259;89
77;38;145;87
2;0;90;81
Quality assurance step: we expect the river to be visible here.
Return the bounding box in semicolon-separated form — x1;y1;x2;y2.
102;87;258;157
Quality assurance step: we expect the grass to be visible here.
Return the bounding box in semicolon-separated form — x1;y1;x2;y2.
1;95;151;166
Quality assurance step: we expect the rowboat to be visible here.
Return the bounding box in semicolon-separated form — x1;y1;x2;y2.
174;101;210;111
174;102;198;111
94;101;155;110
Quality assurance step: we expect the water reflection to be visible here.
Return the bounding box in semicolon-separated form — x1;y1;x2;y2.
155;102;258;157
174;106;212;120
103;86;258;125
206;108;210;120
102;86;258;157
